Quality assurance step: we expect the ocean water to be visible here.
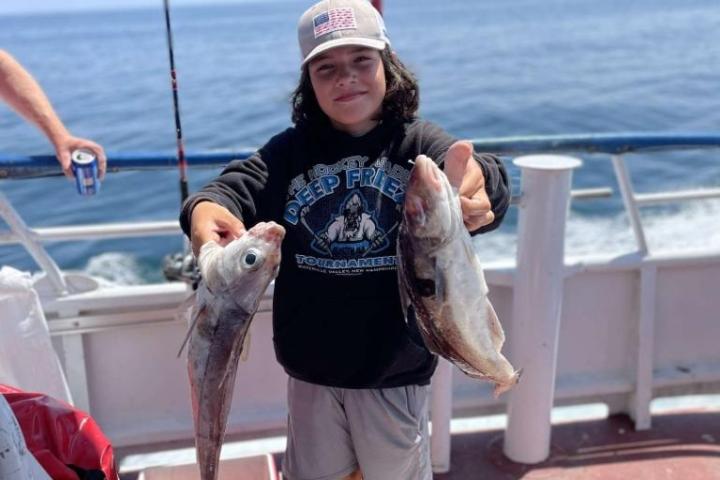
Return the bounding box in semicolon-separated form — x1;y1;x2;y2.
0;0;718;284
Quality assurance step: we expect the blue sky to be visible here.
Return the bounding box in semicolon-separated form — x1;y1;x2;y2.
0;0;279;15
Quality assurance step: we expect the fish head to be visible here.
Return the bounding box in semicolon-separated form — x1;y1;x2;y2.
403;154;455;240
201;221;285;306
224;221;285;295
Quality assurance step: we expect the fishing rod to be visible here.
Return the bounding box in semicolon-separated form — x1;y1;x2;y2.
161;0;198;286
162;0;189;204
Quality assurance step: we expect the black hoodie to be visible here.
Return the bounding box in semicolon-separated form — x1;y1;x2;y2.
180;119;510;388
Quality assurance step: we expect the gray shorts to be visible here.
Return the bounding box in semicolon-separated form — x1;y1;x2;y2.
283;377;432;480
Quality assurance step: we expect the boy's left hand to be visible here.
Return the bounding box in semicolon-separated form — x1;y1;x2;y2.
443;140;494;231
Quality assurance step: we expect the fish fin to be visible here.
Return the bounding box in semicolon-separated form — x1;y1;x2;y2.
218;359;233;393
217;348;241;394
461;226;491;298
462;232;477;263
176;290;198;317
176;296;204;358
459;365;522;398
218;328;247;391
434;262;447;303
492;368;523;398
485;300;506;350
240;330;251;362
396;234;412;321
397;267;411;320
459;365;490;380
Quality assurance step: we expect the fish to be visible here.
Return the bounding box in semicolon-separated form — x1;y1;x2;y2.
397;154;520;397
183;221;285;480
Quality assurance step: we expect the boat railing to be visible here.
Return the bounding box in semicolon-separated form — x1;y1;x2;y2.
1;132;718;294
2;133;719;287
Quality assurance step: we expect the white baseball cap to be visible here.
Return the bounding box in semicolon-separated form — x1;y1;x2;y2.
298;0;390;65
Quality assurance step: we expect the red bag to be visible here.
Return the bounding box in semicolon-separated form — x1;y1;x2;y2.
0;384;119;480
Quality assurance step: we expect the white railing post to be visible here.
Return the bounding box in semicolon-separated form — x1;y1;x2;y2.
630;263;656;430
503;155;581;464
611;154;648;254
430;357;453;473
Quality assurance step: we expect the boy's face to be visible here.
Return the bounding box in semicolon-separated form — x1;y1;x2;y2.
308;46;386;136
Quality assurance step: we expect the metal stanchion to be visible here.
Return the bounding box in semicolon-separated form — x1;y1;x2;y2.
503;154;581;463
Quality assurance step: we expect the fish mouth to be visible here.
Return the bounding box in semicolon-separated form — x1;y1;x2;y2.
405;155;445;227
248;222;285;246
246;222;284;266
408;155;442;193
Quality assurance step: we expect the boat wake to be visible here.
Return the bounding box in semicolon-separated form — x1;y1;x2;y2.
83;252;145;286
474;198;720;261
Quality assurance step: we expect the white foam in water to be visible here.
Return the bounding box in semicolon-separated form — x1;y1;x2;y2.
643;199;720;253
569;199;720;255
80;202;719;284
476;199;720;261
565;212;636;257
84;252;144;286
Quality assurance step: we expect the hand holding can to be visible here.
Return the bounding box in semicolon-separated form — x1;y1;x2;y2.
71;148;100;195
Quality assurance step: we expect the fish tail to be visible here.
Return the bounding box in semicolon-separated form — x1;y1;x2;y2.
492;368;523;398
196;434;221;480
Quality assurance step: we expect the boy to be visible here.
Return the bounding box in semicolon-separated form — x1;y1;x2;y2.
181;1;510;478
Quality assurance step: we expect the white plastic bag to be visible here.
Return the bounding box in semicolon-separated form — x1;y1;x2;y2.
0;266;72;403
0;395;52;480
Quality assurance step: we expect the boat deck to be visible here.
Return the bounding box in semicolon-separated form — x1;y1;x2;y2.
435;409;720;480
117;401;720;480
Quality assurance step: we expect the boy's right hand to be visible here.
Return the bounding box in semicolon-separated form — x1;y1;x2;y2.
190;201;246;256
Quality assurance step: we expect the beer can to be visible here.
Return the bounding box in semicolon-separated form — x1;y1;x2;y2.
71;148;100;195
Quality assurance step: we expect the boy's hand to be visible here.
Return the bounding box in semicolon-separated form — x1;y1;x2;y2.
190;201;246;256
443;140;494;231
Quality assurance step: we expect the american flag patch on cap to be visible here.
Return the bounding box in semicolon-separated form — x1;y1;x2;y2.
313;7;357;38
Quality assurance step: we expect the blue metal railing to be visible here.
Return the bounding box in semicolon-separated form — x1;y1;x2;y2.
1;133;719;179
473;132;720;155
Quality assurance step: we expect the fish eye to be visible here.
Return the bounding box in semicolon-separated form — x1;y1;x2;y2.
241;248;264;269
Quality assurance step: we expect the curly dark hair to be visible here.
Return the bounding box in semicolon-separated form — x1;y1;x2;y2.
291;46;419;128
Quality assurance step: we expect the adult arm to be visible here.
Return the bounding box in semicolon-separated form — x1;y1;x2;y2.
0;50;106;178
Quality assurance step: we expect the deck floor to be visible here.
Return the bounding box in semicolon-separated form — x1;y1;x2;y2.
118;408;720;479
434;410;720;480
